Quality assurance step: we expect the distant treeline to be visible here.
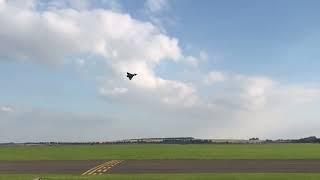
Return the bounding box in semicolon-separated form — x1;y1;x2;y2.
291;136;320;143
1;136;320;145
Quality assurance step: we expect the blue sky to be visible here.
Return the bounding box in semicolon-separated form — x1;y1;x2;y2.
1;0;320;142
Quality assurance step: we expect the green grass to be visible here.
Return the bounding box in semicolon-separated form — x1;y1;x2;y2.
1;144;320;160
2;173;320;180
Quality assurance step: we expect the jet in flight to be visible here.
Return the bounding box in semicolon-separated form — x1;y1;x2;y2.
126;72;137;80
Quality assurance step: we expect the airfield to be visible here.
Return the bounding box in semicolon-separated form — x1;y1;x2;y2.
1;144;320;179
2;160;320;174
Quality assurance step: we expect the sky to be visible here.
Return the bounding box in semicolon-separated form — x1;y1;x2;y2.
1;0;320;142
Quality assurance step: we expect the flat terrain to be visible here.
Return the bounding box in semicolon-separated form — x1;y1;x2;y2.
2;173;320;180
1;160;320;174
1;144;320;160
0;160;104;174
111;160;320;173
2;144;320;179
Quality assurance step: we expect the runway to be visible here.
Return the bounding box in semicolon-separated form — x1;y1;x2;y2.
1;160;320;175
0;160;105;174
111;160;320;173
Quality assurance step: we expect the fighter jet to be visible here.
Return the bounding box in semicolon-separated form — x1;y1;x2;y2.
126;72;137;80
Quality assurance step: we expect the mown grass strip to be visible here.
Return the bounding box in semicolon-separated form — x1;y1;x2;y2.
1;144;320;160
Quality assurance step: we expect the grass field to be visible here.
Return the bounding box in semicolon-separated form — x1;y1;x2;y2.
1;144;320;160
2;173;320;180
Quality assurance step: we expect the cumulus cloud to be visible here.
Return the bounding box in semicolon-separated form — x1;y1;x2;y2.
204;72;320;111
199;72;320;139
204;71;226;85
0;0;198;108
143;0;173;33
36;0;91;10
99;87;128;97
0;106;14;113
199;50;208;61
145;0;168;13
184;50;209;68
99;74;199;108
0;0;181;64
101;0;122;11
184;56;199;67
235;75;275;110
238;76;320;110
75;58;85;67
1;0;320;141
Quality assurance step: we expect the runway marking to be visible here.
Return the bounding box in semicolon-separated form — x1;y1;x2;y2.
81;161;112;175
82;160;124;176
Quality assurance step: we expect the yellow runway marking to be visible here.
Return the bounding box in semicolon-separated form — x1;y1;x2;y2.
82;160;124;176
87;161;115;175
81;161;113;175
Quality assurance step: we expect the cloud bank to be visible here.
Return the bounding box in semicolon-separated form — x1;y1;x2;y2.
0;0;320;141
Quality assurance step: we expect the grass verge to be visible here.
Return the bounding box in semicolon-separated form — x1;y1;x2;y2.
1;144;320;160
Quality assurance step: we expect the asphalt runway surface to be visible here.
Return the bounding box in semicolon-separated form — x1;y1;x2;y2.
0;160;105;174
2;160;320;174
111;160;320;173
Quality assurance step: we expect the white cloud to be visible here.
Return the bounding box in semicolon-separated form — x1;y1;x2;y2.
0;2;215;114
199;73;320;139
0;106;14;113
185;56;198;67
235;75;275;110
145;0;168;13
204;71;226;85
234;76;320;110
66;0;90;10
2;0;36;9
199;50;208;61
0;0;195;107
1;0;320;141
75;59;85;67
0;0;181;65
101;0;122;11
159;81;199;107
183;50;209;68
277;86;320;104
99;87;128;96
143;0;174;37
38;0;91;10
205;73;320;111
